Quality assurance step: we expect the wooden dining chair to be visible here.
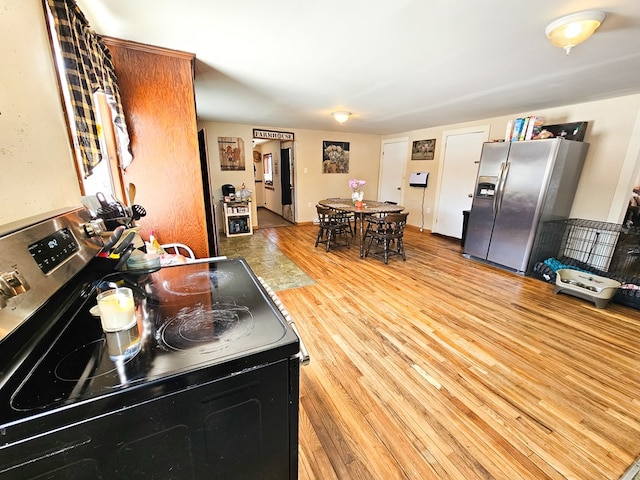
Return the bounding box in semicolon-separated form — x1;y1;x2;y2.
315;205;351;252
160;243;196;259
364;212;409;264
330;208;355;237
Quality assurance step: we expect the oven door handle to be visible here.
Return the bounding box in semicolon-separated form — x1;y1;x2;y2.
287;320;310;366
257;276;310;365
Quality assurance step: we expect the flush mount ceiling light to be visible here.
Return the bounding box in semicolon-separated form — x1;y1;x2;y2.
545;10;606;54
332;111;351;124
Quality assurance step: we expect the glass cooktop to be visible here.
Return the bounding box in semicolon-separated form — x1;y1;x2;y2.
8;259;299;413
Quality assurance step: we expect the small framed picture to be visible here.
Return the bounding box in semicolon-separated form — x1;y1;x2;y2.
322;141;350;173
412;139;436;160
218;137;246;171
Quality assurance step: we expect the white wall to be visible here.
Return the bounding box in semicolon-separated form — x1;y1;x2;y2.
204;95;640;229
384;94;640;230
0;0;80;226
199;123;258;230
200;122;381;224
5;2;639;233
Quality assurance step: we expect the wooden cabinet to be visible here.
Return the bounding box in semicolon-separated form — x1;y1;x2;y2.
223;201;253;237
103;37;213;258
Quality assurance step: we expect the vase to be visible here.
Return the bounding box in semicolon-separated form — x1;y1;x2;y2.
355;200;363;209
352;191;364;203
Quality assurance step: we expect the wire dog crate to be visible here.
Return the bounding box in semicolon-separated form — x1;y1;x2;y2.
531;218;640;309
532;218;640;276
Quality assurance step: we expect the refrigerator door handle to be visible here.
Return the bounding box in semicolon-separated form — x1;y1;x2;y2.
495;162;510;214
493;162;506;214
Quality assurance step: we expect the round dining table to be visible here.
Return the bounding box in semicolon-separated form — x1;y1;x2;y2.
318;198;404;258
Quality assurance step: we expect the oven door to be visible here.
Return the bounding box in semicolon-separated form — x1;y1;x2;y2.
0;357;299;480
0;258;304;480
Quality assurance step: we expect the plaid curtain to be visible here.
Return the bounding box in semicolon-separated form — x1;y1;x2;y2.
46;0;132;177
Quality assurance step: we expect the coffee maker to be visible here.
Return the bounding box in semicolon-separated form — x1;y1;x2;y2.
222;184;236;200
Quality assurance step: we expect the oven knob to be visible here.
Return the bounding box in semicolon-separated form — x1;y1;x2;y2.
82;219;106;238
0;271;30;297
0;278;11;309
0;271;30;308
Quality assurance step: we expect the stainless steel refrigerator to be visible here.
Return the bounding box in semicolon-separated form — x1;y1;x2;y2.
463;138;589;273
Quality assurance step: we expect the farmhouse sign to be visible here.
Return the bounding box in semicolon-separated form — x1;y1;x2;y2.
253;129;294;141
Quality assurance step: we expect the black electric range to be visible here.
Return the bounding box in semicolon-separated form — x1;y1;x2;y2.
0;208;306;479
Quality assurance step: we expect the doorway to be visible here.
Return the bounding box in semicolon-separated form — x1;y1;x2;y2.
433;127;489;238
253;138;296;227
379;138;408;204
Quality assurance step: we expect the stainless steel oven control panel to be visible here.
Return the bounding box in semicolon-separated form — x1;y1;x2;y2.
0;208;103;342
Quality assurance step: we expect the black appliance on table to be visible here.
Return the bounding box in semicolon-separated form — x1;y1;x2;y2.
0;208;308;479
222;183;236;199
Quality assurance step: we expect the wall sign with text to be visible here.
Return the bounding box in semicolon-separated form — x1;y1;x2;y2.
253;129;295;141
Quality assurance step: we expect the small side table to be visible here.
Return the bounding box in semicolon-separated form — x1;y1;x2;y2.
222;200;253;237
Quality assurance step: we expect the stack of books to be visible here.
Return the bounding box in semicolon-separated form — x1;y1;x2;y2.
504;116;544;142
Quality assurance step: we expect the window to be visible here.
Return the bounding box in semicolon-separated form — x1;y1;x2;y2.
43;0;131;199
263;153;273;185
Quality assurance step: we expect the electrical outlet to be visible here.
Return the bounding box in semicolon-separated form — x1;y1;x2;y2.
427;207;431;214
308;202;313;207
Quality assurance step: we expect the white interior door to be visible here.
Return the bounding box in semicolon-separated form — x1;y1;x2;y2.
433;128;488;238
378;139;407;203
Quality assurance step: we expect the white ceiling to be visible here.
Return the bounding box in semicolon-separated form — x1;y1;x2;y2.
76;0;640;135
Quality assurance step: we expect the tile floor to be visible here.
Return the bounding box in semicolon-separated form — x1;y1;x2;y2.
218;230;314;292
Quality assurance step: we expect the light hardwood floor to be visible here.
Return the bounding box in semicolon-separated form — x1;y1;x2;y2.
259;224;640;480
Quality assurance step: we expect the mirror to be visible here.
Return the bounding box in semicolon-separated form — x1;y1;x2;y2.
263;153;273;185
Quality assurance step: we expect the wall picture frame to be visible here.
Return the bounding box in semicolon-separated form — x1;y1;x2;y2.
218;137;245;171
412;139;436;160
322;141;350;173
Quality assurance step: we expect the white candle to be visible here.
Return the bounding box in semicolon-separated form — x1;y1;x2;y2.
96;287;136;332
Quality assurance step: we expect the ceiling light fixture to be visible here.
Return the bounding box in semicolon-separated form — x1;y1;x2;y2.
545;10;606;54
332;111;351;124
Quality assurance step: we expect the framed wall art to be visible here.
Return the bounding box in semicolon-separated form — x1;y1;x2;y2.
218;137;245;171
322;141;349;173
411;139;436;160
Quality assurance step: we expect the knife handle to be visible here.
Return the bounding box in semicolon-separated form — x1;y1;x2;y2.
101;226;125;252
114;243;135;271
112;231;136;255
